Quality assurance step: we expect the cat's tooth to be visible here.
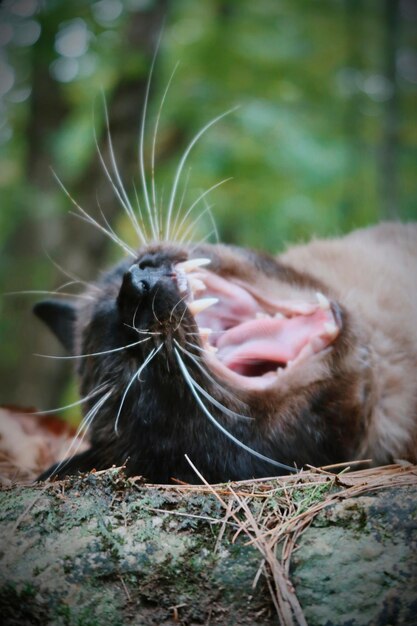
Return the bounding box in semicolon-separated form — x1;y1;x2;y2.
189;277;206;294
324;322;338;337
176;258;211;273
316;292;330;310
188;297;219;315
199;327;217;351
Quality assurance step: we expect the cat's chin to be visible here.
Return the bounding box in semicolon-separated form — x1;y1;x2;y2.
175;261;342;391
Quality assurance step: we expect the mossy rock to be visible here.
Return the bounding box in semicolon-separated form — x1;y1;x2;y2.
0;470;416;625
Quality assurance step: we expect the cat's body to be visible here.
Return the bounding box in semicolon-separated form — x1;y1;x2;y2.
36;222;417;483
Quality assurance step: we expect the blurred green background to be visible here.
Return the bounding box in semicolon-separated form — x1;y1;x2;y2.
0;0;416;415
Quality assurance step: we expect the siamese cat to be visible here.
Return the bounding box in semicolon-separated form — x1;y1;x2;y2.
35;220;417;483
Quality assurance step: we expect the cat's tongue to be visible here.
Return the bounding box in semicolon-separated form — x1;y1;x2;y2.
216;310;331;375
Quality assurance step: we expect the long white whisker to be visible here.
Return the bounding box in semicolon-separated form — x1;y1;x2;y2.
175;340;248;410
53;279;85;293
188;227;218;251
165;107;238;242
175;344;251;421
35;337;151;360
175;348;297;473
4;290;93;300
169;167;191;242
151;289;162;325
70;210;136;257
123;324;162;336
205;199;219;244
47;389;112;478
30;383;109;415
173;178;231;243
139;44;160;241
132;181;151;243
178;202;220;245
114;343;163;434
151;61;180;227
42;249;102;293
51;167;135;256
169;294;187;323
96;95;147;245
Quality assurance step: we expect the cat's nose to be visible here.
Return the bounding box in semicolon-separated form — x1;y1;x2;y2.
117;260;181;328
119;264;168;301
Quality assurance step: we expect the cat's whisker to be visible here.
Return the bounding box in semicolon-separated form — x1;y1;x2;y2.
187;229;218;250
97;96;147;245
70;210;136;257
132;182;151;243
52;169;136;257
174;343;251;422
43;249;103;293
169;294;187;323
151;61;180;236
95;196;139;259
206;200;220;244
170;167;191;242
179;204;217;245
165;107;238;242
29;383;109;415
45;389;112;479
114;344;163;434
123;324;162;336
173;301;190;332
151;291;162;325
184;340;213;355
132;303;141;331
175;340;245;406
54;280;85;293
175;348;297;473
34;337;151;360
139;44;159;242
172;178;231;243
4;289;93;301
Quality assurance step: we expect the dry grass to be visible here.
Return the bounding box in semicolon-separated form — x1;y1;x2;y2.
137;461;417;626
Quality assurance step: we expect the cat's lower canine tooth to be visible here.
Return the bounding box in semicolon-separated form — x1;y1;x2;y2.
188;297;218;315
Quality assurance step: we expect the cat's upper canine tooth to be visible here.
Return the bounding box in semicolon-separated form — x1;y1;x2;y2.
316;292;331;310
176;258;211;273
188;297;219;315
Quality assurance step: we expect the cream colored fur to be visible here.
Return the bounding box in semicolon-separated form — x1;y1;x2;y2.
279;222;417;463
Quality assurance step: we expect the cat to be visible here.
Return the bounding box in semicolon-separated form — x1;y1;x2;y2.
35;220;417;483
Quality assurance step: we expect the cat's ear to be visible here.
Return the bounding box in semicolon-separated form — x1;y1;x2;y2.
33;300;77;352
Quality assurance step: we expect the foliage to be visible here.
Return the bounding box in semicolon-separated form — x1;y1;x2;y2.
0;0;416;408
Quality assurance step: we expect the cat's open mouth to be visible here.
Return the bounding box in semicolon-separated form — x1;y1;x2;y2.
175;258;341;391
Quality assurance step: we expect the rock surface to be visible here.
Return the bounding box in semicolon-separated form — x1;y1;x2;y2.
293;487;417;626
0;470;416;626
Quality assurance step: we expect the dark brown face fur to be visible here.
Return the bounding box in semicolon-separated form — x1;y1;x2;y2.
36;242;370;483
